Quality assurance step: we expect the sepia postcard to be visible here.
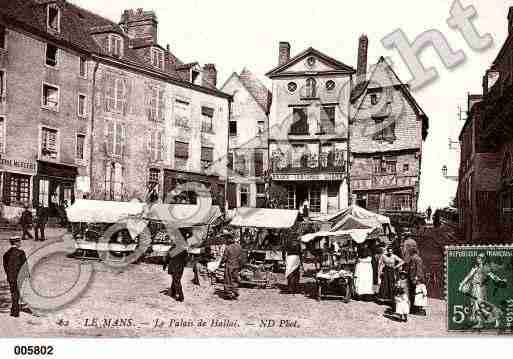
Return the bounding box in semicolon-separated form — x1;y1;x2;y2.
1;0;513;350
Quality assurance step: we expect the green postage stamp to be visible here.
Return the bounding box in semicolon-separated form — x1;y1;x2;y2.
446;246;513;332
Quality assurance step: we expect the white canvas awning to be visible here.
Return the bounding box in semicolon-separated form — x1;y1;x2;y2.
66;199;145;223
230;207;299;229
330;204;391;231
143;204;222;227
301;228;375;244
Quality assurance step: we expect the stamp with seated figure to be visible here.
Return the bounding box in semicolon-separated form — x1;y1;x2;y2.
446;245;513;332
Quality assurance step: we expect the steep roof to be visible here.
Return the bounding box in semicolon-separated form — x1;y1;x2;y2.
266;47;355;78
0;0;230;99
238;68;272;114
352;57;429;140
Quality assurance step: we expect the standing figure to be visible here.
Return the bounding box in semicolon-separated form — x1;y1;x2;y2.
378;247;405;303
458;253;506;329
19;204;33;241
372;247;384;295
34;205;48;242
163;244;188;302
426;206;432;222
407;247;426;315
220;233;242;300
395;272;410;322
354;247;374;300
401;235;418;264
3;237;28;317
285;237;302;294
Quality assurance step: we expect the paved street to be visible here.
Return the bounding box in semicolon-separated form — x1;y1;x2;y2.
0;229;451;337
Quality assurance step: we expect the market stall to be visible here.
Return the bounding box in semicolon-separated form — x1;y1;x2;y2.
209;207;299;288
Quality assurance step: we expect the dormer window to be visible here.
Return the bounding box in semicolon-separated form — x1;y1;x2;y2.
47;5;60;33
151;48;164;70
191;69;200;85
108;34;123;57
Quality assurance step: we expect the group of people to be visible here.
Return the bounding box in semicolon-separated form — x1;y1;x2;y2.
162;231;242;302
19;204;49;242
353;235;427;322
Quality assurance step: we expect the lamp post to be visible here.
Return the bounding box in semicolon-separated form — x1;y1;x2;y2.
442;165;458;181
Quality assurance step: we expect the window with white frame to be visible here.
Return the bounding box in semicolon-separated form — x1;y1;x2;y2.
240;184;250;207
174;99;190;128
0;70;5;102
148;129;165;162
78;94;87;117
76;134;85;160
175;141;189;159
286;185;296;210
108;34;123;57
201;106;214;133
41;127;58;159
105;121;126;157
0;116;5;153
146;86;163;122
42;83;59;111
151;48;164;69
47;5;60;33
309;185;321;213
105;75;127;113
45;44;58;67
0;25;5;49
79;57;87;78
201;146;214;168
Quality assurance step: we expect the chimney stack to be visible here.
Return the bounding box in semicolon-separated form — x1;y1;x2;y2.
508;7;513;34
278;42;291;66
202;64;217;89
357;34;369;83
120;9;158;44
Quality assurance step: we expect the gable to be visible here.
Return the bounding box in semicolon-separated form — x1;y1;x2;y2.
266;47;355;78
221;73;267;118
367;59;403;89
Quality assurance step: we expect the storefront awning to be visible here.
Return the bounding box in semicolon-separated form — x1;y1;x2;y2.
230;207;299;229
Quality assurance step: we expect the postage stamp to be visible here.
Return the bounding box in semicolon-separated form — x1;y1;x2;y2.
446;245;513;332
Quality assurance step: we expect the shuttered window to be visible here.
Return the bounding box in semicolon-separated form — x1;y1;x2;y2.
174;99;190;128
105;75;127;114
319;106;335;134
175;141;189;159
76;134;85;160
41;127;58;159
201;106;214;133
105;121;126;156
148;130;165;162
42;84;59;111
254;151;264;177
0;117;4;153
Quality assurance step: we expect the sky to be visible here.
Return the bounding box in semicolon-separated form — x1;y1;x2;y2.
71;0;512;211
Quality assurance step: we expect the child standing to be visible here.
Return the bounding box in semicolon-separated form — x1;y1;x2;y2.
395;271;410;322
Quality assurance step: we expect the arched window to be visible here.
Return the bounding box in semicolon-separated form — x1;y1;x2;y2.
305;78;317;98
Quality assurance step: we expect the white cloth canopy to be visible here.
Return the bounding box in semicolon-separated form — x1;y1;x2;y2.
66;199;145;223
329;204;391;231
300;228;374;244
230;207;299;229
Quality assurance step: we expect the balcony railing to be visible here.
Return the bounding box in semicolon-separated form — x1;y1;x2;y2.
271;151;346;173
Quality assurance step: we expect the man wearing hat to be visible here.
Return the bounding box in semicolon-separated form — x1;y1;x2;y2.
163;238;188;302
220;231;241;300
19;204;34;241
2;237;29;317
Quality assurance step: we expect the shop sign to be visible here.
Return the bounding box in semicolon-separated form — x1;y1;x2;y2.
272;173;345;181
0;155;37;174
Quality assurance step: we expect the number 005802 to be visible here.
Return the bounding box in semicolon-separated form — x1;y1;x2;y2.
14;345;54;356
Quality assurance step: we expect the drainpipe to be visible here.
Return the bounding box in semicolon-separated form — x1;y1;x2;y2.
224;99;231;215
89;60;100;198
347;73;354;207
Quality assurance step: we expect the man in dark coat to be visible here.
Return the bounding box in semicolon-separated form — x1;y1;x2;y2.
163;244;188;302
220;233;241;300
19;205;33;241
3;237;28;317
407;246;426;315
34;205;48;242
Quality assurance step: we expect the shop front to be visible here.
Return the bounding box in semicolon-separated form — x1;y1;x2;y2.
0;155;37;207
271;172;347;216
163;169;225;206
34;161;77;217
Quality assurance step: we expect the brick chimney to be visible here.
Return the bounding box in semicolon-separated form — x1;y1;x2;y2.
357;34;368;83
278;42;291;66
508;7;513;34
202;64;217;89
120;9;158;44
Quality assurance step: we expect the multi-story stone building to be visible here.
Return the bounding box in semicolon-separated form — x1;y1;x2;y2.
266;42;354;216
457;7;513;244
0;0;230;219
349;36;429;214
221;68;271;208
